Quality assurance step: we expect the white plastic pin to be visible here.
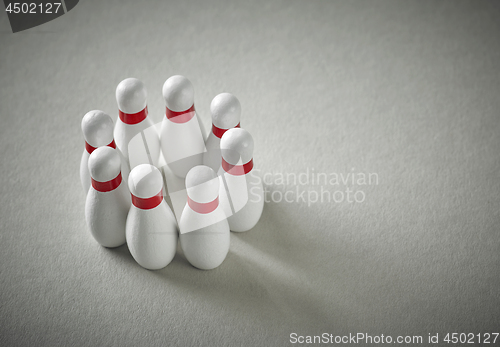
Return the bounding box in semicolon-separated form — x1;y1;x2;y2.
179;165;229;270
160;75;205;178
219;128;264;232
126;164;178;270
86;147;130;247
114;78;161;169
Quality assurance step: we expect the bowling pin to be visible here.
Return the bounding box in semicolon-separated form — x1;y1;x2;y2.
126;164;178;270
179;165;229;270
160;75;205;178
81;110;130;192
86;146;130;247
114;78;161;169
203;93;241;172
219;128;264;232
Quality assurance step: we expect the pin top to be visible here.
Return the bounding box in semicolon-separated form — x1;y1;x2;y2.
116;78;147;114
163;75;194;112
128;164;163;199
81;110;114;147
220;128;254;166
210;93;241;129
185;165;219;203
88;146;121;182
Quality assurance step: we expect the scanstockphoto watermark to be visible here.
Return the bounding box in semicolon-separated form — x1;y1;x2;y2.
249;168;379;206
125;123;378;208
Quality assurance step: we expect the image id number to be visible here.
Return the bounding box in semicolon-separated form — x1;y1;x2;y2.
5;2;62;14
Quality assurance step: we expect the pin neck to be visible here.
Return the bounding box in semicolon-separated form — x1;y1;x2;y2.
212;122;240;139
85;140;116;154
91;172;122;192
222;158;253;176
131;190;163;210
187;196;219;214
119;106;148;125
166;104;195;124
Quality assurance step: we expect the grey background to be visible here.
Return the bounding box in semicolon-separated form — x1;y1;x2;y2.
1;0;499;346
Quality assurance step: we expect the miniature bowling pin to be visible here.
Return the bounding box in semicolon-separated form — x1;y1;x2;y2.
160;75;205;178
219;128;264;232
179;165;229;270
126;164;178;270
203;93;241;172
114;78;161;169
86;146;130;247
81;110;130;192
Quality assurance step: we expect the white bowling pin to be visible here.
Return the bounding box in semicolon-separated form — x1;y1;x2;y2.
203;93;241;172
179;165;229;270
86;147;130;247
81;110;130;192
114;78;161;169
219;128;264;232
160;75;205;178
126;164;178;270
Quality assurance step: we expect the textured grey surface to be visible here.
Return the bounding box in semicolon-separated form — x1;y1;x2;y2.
1;0;499;346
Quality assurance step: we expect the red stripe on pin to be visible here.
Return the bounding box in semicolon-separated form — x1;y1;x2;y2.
166;104;196;124
119;106;148;125
212;122;240;139
222;158;253;175
131;190;163;210
91;172;122;192
187;196;219;214
85;140;116;154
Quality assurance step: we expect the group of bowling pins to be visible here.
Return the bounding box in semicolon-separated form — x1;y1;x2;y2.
80;76;264;270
